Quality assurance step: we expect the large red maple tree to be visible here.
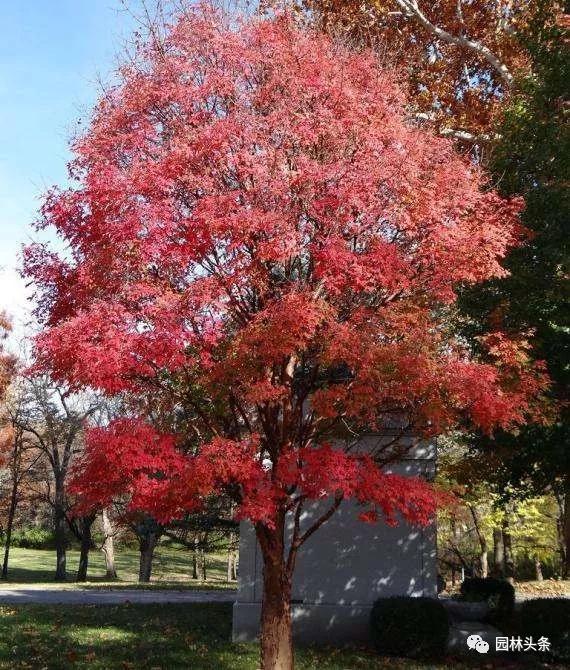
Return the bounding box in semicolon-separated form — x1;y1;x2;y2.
25;7;547;669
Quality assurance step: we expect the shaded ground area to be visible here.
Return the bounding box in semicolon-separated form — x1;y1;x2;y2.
2;547;235;590
0;603;565;670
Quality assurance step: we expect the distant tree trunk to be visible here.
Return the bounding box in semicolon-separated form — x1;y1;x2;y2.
76;515;96;582
563;490;570;579
201;548;207;581
101;508;117;579
139;530;160;582
450;518;459;586
557;489;570;579
192;536;199;579
469;504;488;578
502;517;515;584
1;472;19;580
534;557;543;581
227;532;237;582
492;527;505;577
53;476;67;581
480;548;489;579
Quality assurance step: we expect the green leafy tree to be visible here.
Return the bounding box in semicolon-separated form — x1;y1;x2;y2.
459;5;570;575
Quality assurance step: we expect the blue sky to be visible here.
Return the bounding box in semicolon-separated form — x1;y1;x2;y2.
0;1;143;337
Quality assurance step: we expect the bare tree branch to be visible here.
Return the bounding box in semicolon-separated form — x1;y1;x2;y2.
394;0;514;85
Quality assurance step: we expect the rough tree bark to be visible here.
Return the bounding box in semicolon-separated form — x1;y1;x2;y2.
54;476;67;581
76;515;96;582
139;530;160;582
469;504;488;578
101;508;117;579
257;514;294;670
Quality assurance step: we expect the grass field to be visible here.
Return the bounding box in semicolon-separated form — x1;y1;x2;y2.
0;602;562;670
1;546;235;589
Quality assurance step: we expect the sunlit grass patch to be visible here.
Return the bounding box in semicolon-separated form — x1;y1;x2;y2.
2;546;235;590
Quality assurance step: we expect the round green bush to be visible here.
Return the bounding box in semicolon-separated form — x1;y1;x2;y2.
460;577;515;624
514;598;570;661
370;596;450;659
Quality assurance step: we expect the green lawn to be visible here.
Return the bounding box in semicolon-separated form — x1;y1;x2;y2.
0;602;559;670
1;547;235;589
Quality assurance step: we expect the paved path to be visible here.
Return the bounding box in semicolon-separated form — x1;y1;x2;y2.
0;587;236;605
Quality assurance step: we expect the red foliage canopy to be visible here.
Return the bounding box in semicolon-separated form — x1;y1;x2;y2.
26;8;546;531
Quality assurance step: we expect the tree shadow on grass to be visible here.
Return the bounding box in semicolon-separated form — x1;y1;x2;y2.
0;603;561;670
0;603;254;670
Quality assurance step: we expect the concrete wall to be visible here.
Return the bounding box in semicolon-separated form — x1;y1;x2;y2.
232;436;437;644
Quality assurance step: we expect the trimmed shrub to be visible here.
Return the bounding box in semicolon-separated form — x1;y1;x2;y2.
9;527;57;550
370;596;450;659
460;577;515;624
514;598;570;661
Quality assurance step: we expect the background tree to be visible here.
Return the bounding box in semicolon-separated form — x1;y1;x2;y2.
0;314;15;402
437;433;564;584
100;507;118;579
26;8;548;669
162;500;239;582
0;402;42;579
458;5;569;575
12;376;99;580
290;0;552;143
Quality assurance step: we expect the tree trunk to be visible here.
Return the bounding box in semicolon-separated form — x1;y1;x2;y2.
192;536;198;580
76;515;95;582
101;508;117;579
502;518;515;584
227;531;238;582
53;477;67;581
227;545;232;582
227;550;235;582
201;549;207;581
257;519;293;670
1;474;19;580
562;489;570;579
138;530;159;583
468;504;488;578
450;517;460;586
492;527;505;578
535;557;544;581
480;548;488;579
260;559;293;670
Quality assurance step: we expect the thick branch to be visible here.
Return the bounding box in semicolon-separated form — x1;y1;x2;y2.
394;0;513;86
297;494;343;549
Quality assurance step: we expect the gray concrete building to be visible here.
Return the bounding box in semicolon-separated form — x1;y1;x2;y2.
232;435;437;644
